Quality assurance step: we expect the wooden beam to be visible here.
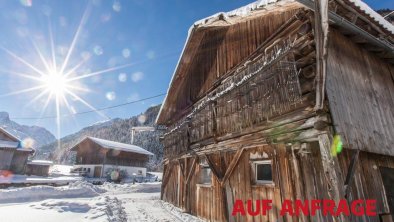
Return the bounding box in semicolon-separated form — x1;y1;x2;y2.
160;163;170;200
205;153;224;182
205;152;231;222
344;149;360;199
178;158;186;178
220;147;245;187
184;156;198;213
313;0;329;111
161;162;174;190
186;156;198;185
292;143;307;222
318;134;345;202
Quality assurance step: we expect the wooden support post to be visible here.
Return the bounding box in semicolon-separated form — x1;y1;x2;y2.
224;181;235;222
185;156;198;213
160;163;168;200
220;148;245;187
344;149;360;199
205;152;230;222
313;0;329;111
318;134;345;220
217;148;245;222
161;162;174;194
181;160;187;211
291;143;307;222
178;158;186;178
205;154;223;182
186;157;198;185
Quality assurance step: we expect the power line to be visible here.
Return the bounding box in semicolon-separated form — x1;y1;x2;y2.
10;93;166;120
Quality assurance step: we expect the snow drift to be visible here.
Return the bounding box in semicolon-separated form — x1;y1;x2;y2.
0;181;106;204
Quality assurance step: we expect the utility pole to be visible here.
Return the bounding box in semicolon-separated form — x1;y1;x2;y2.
131;126;155;144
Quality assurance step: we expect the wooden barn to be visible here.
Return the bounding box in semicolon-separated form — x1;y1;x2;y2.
70;136;154;178
0;127;35;174
156;0;394;221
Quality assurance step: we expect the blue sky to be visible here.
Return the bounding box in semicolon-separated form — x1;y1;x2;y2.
0;0;391;138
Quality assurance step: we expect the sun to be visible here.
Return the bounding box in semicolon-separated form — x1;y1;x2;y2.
41;72;68;96
0;7;133;149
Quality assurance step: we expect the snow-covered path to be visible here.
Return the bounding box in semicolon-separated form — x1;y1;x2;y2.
0;182;203;222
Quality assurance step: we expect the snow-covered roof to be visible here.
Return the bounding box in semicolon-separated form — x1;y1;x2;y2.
191;0;393;34
347;0;394;35
192;0;281;28
0;139;19;148
84;137;154;156
16;147;35;152
27;160;53;166
156;0;394;125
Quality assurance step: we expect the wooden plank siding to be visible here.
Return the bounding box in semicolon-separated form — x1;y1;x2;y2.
338;149;394;222
162;144;394;222
10;150;30;174
159;2;394;222
326;29;394;156
159;4;305;125
0;149;14;170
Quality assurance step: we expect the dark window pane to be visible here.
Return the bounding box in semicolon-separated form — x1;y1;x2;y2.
256;163;272;181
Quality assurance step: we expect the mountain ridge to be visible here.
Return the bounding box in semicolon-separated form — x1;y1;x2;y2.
0;111;56;147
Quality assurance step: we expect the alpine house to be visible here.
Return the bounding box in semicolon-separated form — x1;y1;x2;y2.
156;0;394;221
0;127;35;175
70;136;154;178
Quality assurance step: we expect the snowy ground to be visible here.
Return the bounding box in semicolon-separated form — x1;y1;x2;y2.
0;165;81;185
0;182;203;222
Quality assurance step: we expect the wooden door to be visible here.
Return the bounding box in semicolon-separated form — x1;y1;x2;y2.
94;166;102;178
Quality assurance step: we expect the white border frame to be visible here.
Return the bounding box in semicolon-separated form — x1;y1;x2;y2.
253;160;273;184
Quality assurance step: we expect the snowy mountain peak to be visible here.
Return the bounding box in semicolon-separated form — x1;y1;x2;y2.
0;111;56;147
0;112;10;122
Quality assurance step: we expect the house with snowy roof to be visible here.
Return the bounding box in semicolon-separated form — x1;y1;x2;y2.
157;0;394;221
70;136;154;178
0;127;35;174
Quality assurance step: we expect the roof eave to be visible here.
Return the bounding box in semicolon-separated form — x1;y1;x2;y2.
0;127;21;142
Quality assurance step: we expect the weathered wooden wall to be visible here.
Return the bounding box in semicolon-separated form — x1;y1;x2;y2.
160;2;394;222
0;149;14;170
158;4;304;125
10;150;30;174
326;29;394;156
163;12;317;159
105;150;149;167
75;140;106;164
26;164;51;176
338;149;394;222
162;144;393;222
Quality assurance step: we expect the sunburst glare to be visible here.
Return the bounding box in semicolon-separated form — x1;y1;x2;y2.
41;71;68;96
0;5;132;149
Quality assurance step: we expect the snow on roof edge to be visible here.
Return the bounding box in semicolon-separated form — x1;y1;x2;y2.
348;0;394;35
156;0;394;124
0;127;21;142
28;160;53;166
87;136;154;156
193;0;280;28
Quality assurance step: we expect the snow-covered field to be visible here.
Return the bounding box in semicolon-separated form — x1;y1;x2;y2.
0;182;203;222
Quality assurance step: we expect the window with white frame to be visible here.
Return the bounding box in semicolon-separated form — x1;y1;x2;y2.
253;160;273;184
